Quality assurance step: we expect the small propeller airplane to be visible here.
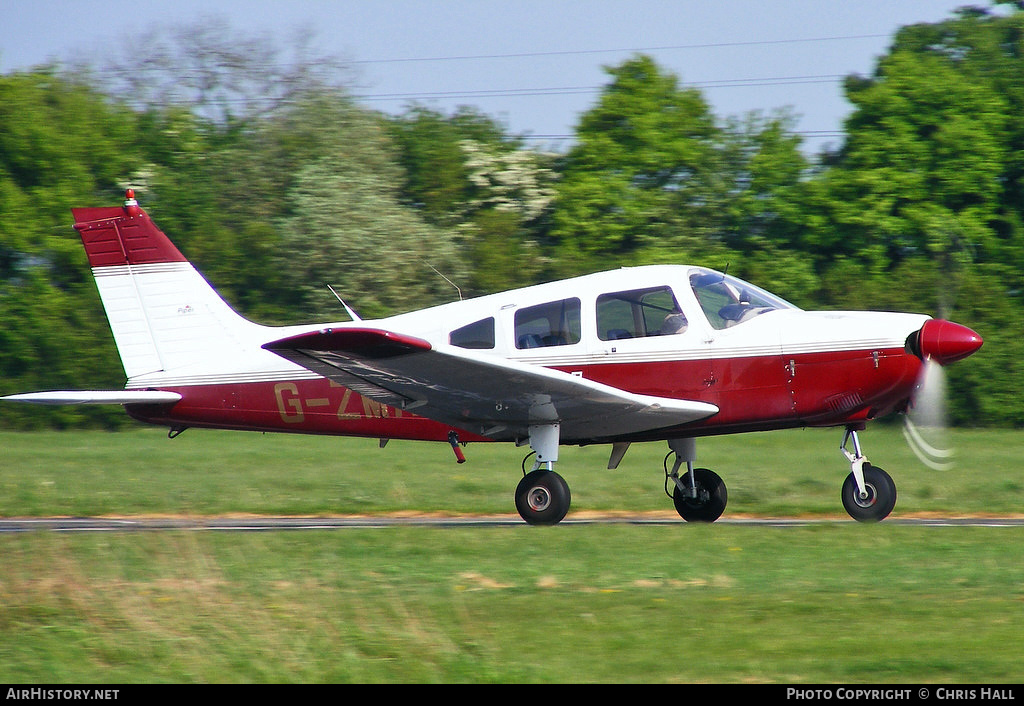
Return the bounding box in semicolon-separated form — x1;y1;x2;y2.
3;191;983;524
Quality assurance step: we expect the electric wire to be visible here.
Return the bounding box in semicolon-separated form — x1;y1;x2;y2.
59;30;880;146
349;33;890;65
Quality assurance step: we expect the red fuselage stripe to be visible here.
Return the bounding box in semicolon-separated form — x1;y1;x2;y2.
128;347;923;443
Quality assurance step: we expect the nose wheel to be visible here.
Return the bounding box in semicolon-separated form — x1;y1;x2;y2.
840;427;897;522
841;463;896;522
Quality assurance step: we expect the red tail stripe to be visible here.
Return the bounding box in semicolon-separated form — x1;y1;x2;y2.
72;206;187;268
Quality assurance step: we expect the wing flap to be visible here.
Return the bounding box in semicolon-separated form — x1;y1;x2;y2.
264;328;718;442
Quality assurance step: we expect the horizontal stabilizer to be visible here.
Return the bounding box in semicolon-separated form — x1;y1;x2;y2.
0;390;182;406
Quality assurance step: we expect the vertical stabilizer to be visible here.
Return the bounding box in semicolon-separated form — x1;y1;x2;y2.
72;191;269;383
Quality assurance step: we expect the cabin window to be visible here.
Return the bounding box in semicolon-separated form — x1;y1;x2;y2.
450;317;495;349
597;286;686;340
515;298;581;349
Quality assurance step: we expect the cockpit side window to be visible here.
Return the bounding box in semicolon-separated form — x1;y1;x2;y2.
515;298;581;349
597;286;686;340
689;269;795;330
450;317;495;349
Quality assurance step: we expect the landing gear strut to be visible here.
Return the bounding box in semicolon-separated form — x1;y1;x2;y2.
665;438;728;522
840;426;897;522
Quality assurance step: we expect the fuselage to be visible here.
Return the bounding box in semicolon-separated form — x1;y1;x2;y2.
126;264;933;443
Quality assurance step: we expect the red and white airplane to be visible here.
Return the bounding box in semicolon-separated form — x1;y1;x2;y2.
3;191;983;524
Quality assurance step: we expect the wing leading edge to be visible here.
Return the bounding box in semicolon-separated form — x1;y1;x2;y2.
263;327;719;443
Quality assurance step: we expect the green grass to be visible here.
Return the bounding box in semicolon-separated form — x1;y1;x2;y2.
1;425;1021;518
1;426;1023;683
2;525;1023;683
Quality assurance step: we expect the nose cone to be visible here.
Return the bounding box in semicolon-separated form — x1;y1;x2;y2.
917;319;983;365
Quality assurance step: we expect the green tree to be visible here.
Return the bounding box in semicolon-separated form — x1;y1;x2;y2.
808;51;1008;276
882;5;1024;271
548;54;813;303
387;105;510;227
275;97;467;320
0;70;145;427
387;106;552;293
801;5;1024;425
549;55;723;274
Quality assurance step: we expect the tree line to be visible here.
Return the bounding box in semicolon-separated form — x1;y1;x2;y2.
1;5;1021;428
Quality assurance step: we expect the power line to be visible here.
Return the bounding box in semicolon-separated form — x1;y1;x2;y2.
350;33;889;65
353;74;846;103
72;32;882;78
68;31;872;147
519;129;846;142
98;70;851;107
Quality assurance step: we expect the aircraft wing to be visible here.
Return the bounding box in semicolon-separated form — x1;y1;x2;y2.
263;328;718;442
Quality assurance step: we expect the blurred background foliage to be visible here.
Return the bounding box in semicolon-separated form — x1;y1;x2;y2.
1;6;1022;428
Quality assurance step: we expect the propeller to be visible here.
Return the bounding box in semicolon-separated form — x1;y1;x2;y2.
902;319;983;471
903;356;954;470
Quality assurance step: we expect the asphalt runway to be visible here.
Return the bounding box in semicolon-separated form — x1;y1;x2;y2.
2;515;1023;533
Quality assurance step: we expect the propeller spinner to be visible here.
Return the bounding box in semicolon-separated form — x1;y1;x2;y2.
915;319;983;365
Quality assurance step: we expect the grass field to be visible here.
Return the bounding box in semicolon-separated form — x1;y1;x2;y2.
2;425;1024;518
1;425;1023;683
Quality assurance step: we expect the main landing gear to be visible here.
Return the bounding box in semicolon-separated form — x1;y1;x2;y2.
514;423;572;525
515;466;571;525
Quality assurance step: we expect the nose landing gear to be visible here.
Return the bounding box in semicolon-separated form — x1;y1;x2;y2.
840;426;897;522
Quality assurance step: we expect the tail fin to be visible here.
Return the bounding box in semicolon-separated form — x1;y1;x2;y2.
73;191;271;385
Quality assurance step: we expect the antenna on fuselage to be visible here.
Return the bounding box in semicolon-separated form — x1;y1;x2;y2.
427;264;463;301
327;284;362;321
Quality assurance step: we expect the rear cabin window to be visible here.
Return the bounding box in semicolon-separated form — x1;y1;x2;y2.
515;298;581;349
597;286;686;340
450;317;495;349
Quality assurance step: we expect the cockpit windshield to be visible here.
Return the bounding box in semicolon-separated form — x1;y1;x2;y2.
689;268;798;330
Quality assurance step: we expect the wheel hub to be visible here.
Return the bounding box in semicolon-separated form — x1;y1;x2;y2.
527;486;552;512
852;483;878;509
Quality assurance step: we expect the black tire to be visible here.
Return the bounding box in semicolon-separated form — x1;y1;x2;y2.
672;467;727;522
515;470;571;525
841;463;897;522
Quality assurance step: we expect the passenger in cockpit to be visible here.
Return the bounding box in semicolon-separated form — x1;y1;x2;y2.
662;309;688;334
